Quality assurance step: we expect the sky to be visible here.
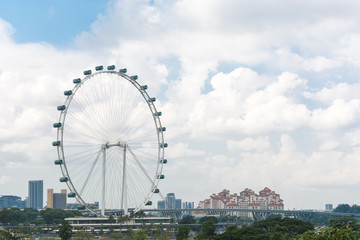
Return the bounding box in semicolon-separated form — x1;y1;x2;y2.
1;0;360;210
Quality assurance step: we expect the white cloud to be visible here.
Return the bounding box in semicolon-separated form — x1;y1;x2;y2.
0;175;11;184
310;99;360;130
228;137;270;152
166;142;206;159
304;83;360;105
344;129;360;147
319;141;339;151
1;0;360;209
188;70;310;138
304;56;342;72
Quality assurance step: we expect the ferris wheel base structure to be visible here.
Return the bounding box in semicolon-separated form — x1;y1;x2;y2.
52;65;167;216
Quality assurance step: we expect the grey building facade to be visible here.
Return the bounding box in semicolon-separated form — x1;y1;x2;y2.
28;180;43;209
53;193;66;209
0;195;26;209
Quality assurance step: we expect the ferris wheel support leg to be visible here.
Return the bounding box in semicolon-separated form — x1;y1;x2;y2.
121;145;128;215
102;148;106;216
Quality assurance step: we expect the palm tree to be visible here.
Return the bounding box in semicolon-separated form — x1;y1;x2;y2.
136;210;146;219
58;221;72;240
118;215;130;224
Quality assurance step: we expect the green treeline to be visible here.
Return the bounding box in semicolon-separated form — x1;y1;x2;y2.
195;217;314;240
194;216;360;240
334;204;360;213
0;207;82;225
2;206;360;239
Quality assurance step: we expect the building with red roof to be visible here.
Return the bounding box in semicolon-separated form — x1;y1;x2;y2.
195;187;284;219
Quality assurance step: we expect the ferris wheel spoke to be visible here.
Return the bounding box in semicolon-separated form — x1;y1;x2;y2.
66;114;107;143
79;148;102;196
126;130;158;143
127;146;156;187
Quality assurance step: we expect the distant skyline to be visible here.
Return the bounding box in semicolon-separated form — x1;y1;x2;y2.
1;0;360;210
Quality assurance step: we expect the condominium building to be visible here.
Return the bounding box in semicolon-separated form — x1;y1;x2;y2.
196;187;284;218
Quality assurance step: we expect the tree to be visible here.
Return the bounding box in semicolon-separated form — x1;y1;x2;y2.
179;215;196;224
40;208;82;225
176;226;190;240
334;204;351;213
216;225;238;240
307;215;331;227
58;220;72;240
133;229;147;240
108;215;116;223
213;217;314;240
199;216;218;224
0;208;10;225
7;208;26;226
135;210;146;218
216;225;270;240
129;211;136;219
0;229;29;240
236;226;270;240
329;217;359;230
109;232;123;239
74;230;95;240
99;224;104;236
118;214;130;224
23;208;39;224
295;226;360;240
197;220;216;239
252;217;314;236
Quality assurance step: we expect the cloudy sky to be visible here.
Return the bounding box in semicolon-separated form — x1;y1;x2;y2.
1;0;360;210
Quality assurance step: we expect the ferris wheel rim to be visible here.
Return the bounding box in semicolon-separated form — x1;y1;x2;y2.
54;67;166;215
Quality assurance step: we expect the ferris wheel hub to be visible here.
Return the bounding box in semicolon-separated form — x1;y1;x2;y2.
102;142;127;149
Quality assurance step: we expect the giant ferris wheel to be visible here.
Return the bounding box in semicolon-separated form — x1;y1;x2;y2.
52;65;167;216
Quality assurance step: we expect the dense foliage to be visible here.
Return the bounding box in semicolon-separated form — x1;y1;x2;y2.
334;204;360;213
178;215;196;224
0;207;82;225
176;226;190;240
58;220;72;240
211;217;314;240
0;229;29;240
295;227;360;240
1;207;360;239
198;216;219;224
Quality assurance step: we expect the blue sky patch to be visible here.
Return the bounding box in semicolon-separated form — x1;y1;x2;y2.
0;0;109;46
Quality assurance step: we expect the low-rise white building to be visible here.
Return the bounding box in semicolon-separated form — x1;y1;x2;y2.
65;216;173;233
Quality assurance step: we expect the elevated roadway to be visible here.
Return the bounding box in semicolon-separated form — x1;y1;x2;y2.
142;208;360;221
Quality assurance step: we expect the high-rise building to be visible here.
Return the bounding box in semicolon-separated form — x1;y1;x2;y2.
325;204;333;212
157;200;165;209
61;189;67;207
47;189;54;208
47;189;67;209
53;193;66;209
175;199;182;209
182;201;194;209
157;193;182;210
182;201;194;215
28;180;43;209
166;193;176;209
0;195;26;209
